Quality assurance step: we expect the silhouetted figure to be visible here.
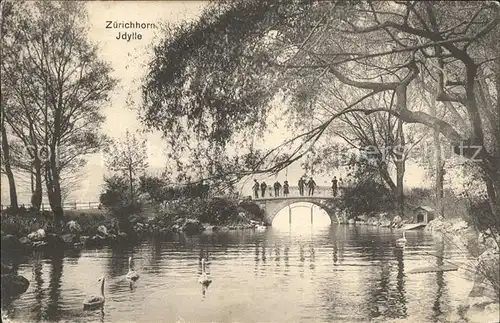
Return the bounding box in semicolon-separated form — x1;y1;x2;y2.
307;178;316;196
274;181;282;197
253;180;260;198
298;177;305;196
283;181;290;197
331;176;338;196
260;181;267;197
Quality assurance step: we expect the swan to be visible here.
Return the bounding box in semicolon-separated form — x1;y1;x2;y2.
83;276;105;309
126;256;139;282
198;258;212;287
396;231;407;245
255;222;267;231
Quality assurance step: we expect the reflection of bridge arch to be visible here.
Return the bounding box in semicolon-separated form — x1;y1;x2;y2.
254;196;338;225
277;203;330;225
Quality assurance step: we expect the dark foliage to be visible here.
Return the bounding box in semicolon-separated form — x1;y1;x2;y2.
99;175;142;231
99;175;130;208
139;175;168;202
238;200;264;220
466;197;499;236
138;175;211;201
342;179;395;218
200;198;238;224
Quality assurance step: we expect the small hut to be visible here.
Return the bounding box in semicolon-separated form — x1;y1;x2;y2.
414;206;436;224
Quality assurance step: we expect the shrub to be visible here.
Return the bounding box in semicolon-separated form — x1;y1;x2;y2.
406;187;433;206
200;198;238;224
99;175;143;232
341;179;394;218
238;200;264;220
151;196;262;227
73;213;111;236
153;198;203;226
138;175;168;203
99;175;130;208
0;211;54;238
466;197;499;236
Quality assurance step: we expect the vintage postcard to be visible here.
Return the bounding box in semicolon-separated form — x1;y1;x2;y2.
1;1;499;322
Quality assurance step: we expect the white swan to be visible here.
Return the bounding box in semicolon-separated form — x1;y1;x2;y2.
83;276;105;309
396;231;407;245
198;258;212;287
126;256;139;282
255;222;267;231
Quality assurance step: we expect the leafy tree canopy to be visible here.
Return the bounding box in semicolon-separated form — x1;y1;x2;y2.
141;0;500;216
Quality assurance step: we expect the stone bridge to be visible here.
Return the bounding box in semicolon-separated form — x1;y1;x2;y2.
250;186;341;225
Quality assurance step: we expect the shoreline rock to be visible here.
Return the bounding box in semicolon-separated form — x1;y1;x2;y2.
1;274;29;301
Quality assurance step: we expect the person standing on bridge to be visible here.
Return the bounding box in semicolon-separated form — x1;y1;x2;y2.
260;181;267;198
253;180;260;198
307;177;317;196
331;176;338;197
283;181;289;197
298;177;305;196
274;181;282;197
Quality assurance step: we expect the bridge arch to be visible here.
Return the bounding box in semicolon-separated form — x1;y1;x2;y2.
254;197;338;225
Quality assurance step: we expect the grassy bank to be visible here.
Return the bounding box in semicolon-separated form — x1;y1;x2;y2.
1;208;110;238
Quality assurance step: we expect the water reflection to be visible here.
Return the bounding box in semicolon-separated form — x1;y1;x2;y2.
299;244;305;262
332;239;338;265
2;225;472;323
309;245;316;265
432;240;446;321
32;253;44;321
394;247;408;318
107;246;130;278
46;248;64;321
274;244;280;262
284;246;290;276
146;237;163;275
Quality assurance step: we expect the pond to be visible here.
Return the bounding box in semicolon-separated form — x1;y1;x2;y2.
2;216;473;323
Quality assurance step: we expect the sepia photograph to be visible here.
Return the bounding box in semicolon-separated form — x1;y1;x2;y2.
0;1;499;322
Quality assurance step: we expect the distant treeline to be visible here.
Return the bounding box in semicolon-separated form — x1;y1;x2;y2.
99;174;212;209
139;175;210;202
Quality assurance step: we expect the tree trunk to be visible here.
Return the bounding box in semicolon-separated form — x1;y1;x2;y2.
379;163;397;193
1;122;18;212
378;160;405;215
394;119;406;216
395;159;405;216
435;160;444;216
129;166;134;205
30;158;43;210
430;79;445;217
45;149;64;227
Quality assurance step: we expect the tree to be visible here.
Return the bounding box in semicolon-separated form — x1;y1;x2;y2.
142;1;500;220
2;1;117;223
105;130;149;205
0;95;18;212
0;0;20;212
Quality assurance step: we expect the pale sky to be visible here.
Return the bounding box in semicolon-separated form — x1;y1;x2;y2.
2;1;207;204
1;1;432;206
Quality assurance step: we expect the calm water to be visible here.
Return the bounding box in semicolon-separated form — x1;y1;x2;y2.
2;223;474;323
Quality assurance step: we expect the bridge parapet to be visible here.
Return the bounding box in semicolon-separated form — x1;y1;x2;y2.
250;185;343;200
